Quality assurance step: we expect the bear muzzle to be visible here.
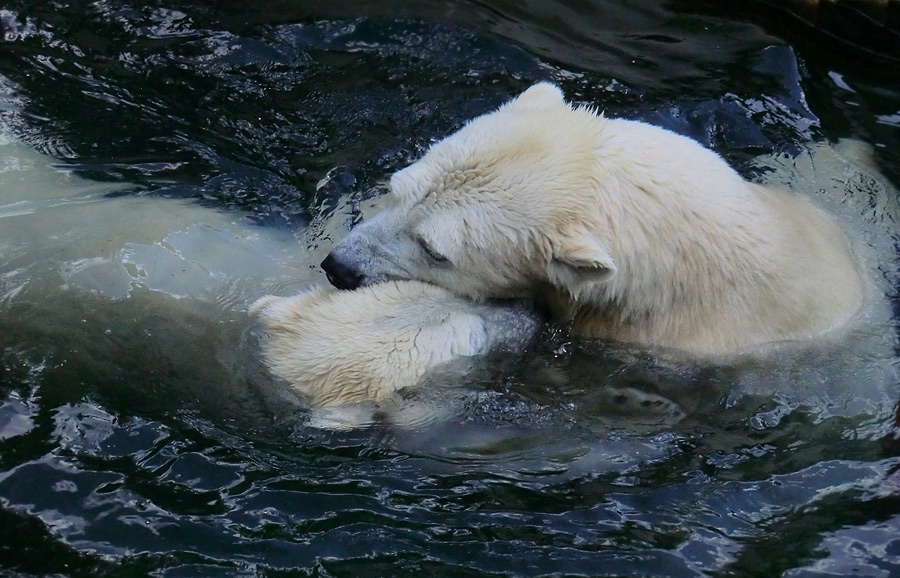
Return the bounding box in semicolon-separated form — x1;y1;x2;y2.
321;253;364;290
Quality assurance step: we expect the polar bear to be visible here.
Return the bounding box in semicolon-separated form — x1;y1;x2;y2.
249;281;541;407
321;83;865;357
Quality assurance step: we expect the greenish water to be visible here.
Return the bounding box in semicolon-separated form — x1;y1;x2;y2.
1;1;899;576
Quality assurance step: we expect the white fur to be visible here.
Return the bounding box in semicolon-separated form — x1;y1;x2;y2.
324;83;865;357
250;281;538;407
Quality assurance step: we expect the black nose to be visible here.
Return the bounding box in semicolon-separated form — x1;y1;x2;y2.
321;253;363;290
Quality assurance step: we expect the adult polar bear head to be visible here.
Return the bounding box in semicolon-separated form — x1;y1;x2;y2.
323;83;864;357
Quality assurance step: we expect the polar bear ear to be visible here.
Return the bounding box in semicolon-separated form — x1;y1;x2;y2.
508;83;566;110
548;235;617;294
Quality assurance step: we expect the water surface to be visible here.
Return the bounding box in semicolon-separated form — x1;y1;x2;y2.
1;1;899;576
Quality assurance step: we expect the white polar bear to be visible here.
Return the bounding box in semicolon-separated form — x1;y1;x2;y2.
321;83;865;357
250;281;540;408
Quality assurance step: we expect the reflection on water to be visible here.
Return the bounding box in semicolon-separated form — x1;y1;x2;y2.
1;1;899;576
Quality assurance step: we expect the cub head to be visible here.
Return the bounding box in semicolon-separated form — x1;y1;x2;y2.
322;83;616;301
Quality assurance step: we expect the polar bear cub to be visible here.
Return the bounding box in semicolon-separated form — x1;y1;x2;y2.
250;281;540;407
322;83;865;357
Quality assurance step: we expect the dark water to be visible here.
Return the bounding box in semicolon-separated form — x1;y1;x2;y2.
1;1;900;576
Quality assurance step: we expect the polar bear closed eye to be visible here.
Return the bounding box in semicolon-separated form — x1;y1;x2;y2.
249;281;541;409
322;83;864;357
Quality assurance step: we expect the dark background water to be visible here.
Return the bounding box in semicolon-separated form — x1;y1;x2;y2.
1;1;900;576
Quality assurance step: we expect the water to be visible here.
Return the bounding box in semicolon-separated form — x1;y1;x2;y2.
1;1;900;576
